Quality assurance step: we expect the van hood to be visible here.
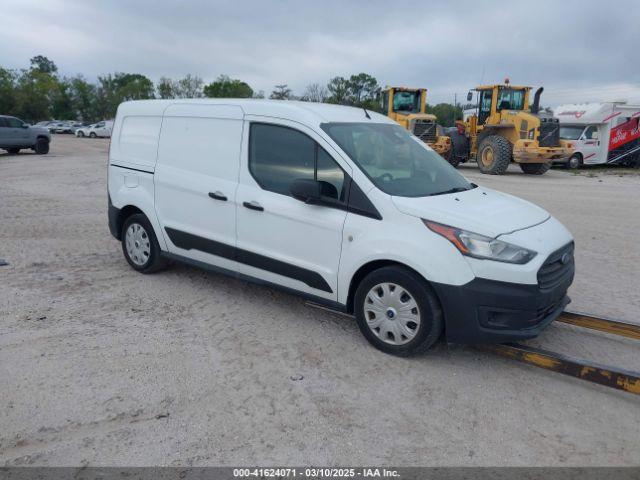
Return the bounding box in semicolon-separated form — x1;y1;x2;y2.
391;186;550;238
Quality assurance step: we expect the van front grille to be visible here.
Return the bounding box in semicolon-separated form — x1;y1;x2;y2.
413;121;437;143
537;242;574;292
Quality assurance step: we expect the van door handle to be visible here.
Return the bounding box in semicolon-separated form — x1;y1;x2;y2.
208;191;227;201
243;201;264;212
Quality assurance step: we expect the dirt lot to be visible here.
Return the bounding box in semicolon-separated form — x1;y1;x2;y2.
1;136;639;467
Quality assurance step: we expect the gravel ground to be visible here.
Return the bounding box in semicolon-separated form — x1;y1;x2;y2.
1;136;639;467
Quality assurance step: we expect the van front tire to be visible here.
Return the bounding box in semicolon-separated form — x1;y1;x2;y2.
121;214;167;274
354;266;443;356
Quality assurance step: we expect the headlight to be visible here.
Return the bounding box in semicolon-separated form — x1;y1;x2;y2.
423;220;537;264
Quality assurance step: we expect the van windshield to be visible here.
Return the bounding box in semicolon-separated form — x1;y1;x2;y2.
321;122;473;197
559;126;585;140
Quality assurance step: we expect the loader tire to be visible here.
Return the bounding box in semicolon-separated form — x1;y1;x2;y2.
477;135;512;175
444;147;459;167
446;129;468;168
519;162;551;175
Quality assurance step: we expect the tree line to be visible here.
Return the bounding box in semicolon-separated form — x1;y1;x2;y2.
0;55;463;125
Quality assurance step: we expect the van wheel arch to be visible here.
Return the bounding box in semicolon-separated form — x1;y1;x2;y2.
567;153;583;170
115;205;145;239
347;260;441;314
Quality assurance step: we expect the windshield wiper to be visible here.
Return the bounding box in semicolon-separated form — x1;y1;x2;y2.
428;186;472;197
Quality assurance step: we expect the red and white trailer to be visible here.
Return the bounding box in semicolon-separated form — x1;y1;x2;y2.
553;102;640;168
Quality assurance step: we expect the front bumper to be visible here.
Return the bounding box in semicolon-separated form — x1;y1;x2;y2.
513;139;573;163
432;271;573;344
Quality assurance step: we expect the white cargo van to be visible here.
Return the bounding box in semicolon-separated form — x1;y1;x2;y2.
554;102;640;168
108;99;574;355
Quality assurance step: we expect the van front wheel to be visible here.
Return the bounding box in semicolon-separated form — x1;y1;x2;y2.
121;214;167;274
354;266;443;356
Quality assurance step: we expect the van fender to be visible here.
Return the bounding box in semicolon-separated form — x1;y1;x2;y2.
108;170;168;250
337;234;475;307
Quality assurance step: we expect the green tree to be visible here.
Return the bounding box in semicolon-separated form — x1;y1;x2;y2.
347;73;379;105
203;75;254;98
156;77;175;99
0;67;18;114
97;73;155;118
14;69;60;122
326;73;380;110
51;79;74;119
426;103;463;127
269;84;292;100
29;55;58;74
326;76;350;104
68;75;98;121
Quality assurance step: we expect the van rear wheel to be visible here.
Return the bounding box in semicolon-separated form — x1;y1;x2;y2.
121;214;167;274
354;266;443;356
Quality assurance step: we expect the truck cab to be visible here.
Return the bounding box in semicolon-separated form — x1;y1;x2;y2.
381;87;451;160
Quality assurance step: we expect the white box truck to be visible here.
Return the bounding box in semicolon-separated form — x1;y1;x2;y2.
554;102;640;168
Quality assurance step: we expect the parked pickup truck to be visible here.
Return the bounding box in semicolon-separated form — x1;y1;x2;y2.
0;115;51;154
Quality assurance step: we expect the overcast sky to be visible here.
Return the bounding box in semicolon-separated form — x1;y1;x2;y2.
2;0;639;106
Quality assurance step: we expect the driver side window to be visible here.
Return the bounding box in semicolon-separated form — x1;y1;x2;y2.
583;126;597;140
249;123;347;201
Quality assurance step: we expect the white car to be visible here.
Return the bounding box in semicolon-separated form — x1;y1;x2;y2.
76;120;113;138
108;99;574;356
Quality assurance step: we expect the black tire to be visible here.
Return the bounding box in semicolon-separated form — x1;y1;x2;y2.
443;141;459;167
89;132;97;138
7;148;20;155
566;154;582;170
519;162;551;175
354;266;443;356
477;135;512;175
446;129;469;167
77;131;85;138
121;213;167;274
34;138;49;155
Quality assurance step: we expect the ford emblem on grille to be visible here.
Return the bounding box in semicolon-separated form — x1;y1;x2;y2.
561;252;571;265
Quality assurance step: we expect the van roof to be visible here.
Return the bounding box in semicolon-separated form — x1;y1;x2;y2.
116;99;394;126
554;102;640;124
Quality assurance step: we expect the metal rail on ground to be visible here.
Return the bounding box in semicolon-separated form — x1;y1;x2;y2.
305;303;640;396
484;311;640;395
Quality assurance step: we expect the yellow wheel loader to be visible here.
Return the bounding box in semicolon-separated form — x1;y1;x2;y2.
448;80;574;175
381;87;453;163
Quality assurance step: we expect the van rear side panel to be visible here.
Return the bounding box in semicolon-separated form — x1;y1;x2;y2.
153;105;244;265
116;116;163;169
108;107;165;248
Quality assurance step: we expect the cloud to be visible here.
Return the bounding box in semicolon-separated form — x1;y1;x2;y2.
1;0;639;105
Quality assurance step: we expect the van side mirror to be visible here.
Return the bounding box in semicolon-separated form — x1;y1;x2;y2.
290;178;322;204
467;91;473;102
21;124;29;128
